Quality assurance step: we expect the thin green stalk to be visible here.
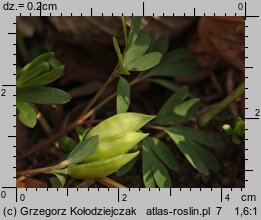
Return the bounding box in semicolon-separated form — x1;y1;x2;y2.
113;37;124;66
121;16;128;47
198;82;245;127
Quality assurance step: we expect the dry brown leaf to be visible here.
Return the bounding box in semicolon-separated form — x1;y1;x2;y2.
198;17;245;72
18;16;197;45
17;177;48;188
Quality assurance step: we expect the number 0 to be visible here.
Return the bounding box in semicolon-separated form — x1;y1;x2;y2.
1;191;6;199
20;193;25;201
238;3;244;10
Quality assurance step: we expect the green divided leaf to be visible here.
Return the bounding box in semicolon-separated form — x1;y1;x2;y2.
124;34;151;65
16;100;37;128
164;127;223;175
164;48;192;62
147;59;199;78
191;141;220;171
124;52;162;71
164;128;209;175
16;52;71;128
116;76;130;114
17;53;64;88
150;157;171;188
22;66;64;87
142;140;172;188
145;137;179;172
48;58;63;70
146;48;199;78
123;18;164;72
148;36;169;55
154;86;199;125
172;98;199;123
116;145;139;176
155;86;188;124
173;127;225;149
22;52;54;73
17;87;71;104
17;62;50;87
127;17;142;50
62;135;99;166
158;86;188;117
142;146;156;188
150;78;181;92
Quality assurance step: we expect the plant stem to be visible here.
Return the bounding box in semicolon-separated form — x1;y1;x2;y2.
17;166;126;188
121;16;128;47
19;69;117;160
18;122;77;160
17;164;67;177
96;177;126;188
78;68;117;123
18;72;143;160
198;82;245;127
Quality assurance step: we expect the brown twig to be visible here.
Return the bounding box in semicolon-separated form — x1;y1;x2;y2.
79;69;117;122
16;164;67;177
210;72;223;95
96;177;126;188
35;105;59;150
36;111;53;136
18;122;77;160
16;176;27;184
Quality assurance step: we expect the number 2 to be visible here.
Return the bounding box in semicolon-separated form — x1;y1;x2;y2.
121;193;127;202
1;89;6;96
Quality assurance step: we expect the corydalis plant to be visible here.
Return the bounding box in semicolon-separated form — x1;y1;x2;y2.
16;52;71;128
112;17;224;188
18;17;225;188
